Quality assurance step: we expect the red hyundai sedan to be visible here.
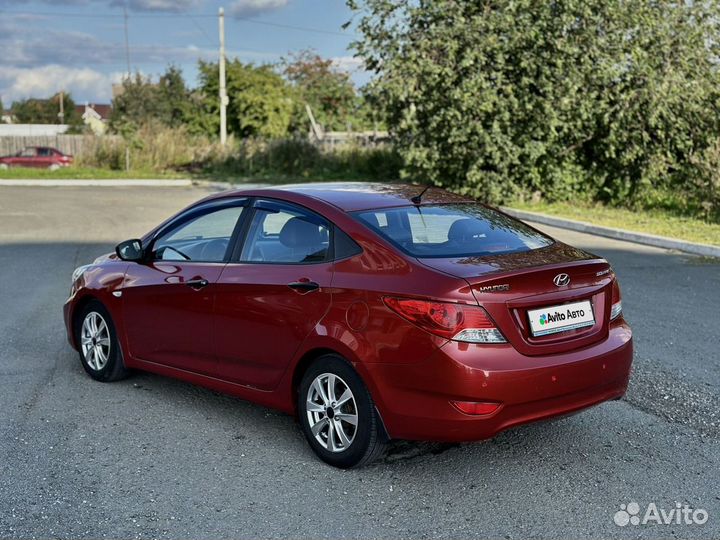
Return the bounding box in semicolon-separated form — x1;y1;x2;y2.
64;183;632;468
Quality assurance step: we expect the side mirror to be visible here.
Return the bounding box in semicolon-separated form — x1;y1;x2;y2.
115;239;144;262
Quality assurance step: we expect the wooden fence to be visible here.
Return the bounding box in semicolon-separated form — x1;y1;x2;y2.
0;135;119;157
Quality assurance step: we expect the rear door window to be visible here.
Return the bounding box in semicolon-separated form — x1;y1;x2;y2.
240;202;331;264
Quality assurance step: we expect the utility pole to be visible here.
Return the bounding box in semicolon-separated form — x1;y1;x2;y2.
58;91;65;124
218;6;228;146
123;3;131;78
123;1;131;171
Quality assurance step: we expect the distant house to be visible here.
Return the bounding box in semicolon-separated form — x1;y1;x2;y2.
1;110;13;124
76;103;112;135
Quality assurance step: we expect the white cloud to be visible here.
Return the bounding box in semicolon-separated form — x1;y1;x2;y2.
332;56;364;73
1;0;206;12
113;0;206;12
228;0;290;18
0;66;123;104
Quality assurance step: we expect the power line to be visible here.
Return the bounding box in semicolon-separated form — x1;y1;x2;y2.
0;9;357;37
186;14;217;47
234;18;355;37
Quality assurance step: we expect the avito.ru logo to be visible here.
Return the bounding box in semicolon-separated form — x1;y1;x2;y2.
613;502;709;527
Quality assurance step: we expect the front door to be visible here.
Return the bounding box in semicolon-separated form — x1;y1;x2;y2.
214;199;334;389
122;202;247;375
15;147;37;167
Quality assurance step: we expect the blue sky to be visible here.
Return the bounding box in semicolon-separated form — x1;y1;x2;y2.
0;0;368;106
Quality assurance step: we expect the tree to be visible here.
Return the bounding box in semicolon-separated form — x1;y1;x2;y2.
110;66;194;133
349;0;720;211
11;93;81;126
282;49;359;132
158;65;193;128
198;59;294;138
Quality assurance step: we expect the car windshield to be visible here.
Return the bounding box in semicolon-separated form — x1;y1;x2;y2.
353;203;553;258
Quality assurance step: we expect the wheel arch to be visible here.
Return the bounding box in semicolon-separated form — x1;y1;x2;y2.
69;294;102;345
291;347;339;409
289;346;391;442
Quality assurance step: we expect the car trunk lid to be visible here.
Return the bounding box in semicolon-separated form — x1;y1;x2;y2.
417;242;615;355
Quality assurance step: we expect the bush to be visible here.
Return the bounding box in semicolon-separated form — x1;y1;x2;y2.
203;137;401;181
77;123;222;172
351;0;720;222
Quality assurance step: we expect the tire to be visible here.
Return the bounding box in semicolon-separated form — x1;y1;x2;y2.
298;354;386;468
75;300;129;382
0;164;8;170
48;164;60;171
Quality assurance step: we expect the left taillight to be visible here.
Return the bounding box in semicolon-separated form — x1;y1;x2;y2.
610;279;622;321
383;297;506;343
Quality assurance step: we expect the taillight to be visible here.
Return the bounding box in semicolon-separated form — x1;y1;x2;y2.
610;279;622;320
383;297;506;343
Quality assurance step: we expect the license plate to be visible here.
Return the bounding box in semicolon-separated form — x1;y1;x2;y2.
527;300;595;337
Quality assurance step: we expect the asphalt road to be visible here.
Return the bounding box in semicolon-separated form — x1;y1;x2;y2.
0;185;718;539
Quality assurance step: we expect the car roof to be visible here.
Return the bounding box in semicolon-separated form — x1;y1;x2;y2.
214;182;474;212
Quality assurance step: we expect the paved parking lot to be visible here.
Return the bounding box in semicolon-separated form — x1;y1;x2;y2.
0;185;718;539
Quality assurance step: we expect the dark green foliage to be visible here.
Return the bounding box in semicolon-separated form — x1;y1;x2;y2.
110;66;193;132
11;93;82;126
198;59;294;138
349;0;720;220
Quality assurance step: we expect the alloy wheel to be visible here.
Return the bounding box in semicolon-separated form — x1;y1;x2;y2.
80;311;111;371
306;373;358;452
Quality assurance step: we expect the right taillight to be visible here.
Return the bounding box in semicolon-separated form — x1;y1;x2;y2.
383;297;506;343
610;279;622;320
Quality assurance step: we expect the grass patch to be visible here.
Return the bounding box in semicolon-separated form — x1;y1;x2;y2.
0;167;186;180
511;201;720;247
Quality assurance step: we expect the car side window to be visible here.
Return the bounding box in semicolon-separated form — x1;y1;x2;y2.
37;148;51;157
240;203;330;264
152;206;244;263
19;148;36;157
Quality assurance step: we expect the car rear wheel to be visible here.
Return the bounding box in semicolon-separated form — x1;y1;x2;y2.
298;354;386;468
76;300;128;382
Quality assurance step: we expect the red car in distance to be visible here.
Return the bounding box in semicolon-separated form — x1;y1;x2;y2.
63;183;633;468
0;146;73;170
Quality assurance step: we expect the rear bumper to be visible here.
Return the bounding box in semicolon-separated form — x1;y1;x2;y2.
363;321;633;442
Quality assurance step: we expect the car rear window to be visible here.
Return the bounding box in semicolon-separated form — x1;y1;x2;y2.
353;204;553;258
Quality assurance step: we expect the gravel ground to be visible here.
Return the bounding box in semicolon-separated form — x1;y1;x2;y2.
0;185;718;539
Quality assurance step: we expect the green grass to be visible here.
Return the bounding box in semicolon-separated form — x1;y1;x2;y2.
511;201;720;247
0;167;186;180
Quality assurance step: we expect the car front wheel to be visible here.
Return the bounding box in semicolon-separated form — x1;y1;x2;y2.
298;354;386;468
76;300;128;382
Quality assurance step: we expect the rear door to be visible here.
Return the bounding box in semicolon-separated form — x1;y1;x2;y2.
214;199;333;389
122;199;248;375
35;147;54;167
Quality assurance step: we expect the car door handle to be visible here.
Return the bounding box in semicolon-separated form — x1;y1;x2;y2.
185;278;209;289
288;281;320;293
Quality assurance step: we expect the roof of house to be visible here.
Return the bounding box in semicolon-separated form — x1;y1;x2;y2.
76;104;112;120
